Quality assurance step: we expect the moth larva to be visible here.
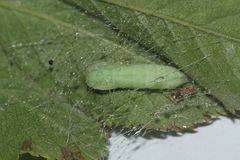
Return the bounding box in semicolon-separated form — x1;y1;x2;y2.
86;63;188;90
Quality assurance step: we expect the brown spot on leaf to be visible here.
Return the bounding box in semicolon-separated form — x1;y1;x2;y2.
169;84;199;103
61;147;85;160
21;139;32;152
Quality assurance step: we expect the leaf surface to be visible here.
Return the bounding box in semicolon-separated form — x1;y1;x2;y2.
74;0;240;114
0;0;230;159
0;1;109;159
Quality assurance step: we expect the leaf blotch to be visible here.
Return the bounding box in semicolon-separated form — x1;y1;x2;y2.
61;148;85;160
21;139;32;152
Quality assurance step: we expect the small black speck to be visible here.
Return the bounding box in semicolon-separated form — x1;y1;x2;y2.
48;59;54;65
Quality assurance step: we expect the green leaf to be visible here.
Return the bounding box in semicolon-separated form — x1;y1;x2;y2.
0;66;107;160
74;0;240;114
0;0;230;159
58;1;227;131
73;88;226;132
0;1;109;159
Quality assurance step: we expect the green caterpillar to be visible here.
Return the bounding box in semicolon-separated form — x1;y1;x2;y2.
86;63;188;90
